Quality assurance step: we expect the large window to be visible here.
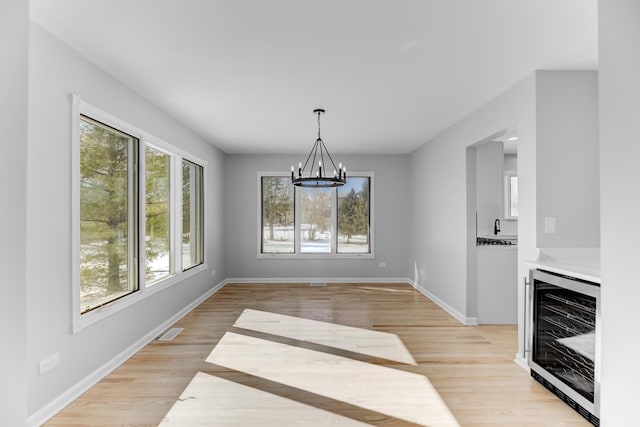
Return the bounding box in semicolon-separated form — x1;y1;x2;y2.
79;116;138;312
182;160;204;269
504;173;518;219
337;177;371;254
300;187;332;253
261;176;295;254
145;145;172;284
259;174;373;257
73;96;206;330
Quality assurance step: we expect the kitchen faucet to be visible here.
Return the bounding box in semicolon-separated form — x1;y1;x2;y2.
494;218;501;235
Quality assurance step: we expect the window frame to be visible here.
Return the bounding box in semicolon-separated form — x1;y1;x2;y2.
181;159;205;271
503;172;518;220
72;95;207;333
143;142;175;286
259;175;296;255
257;171;375;259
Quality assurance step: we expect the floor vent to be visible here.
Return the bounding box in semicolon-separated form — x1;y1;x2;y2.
310;282;327;287
158;327;184;341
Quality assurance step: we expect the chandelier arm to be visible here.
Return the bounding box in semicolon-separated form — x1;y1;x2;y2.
308;139;320;177
319;139;340;174
300;139;318;176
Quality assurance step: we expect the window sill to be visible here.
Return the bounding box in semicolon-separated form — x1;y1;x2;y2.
73;263;207;334
257;253;375;260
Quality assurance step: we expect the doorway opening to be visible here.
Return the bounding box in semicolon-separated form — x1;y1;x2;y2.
466;128;518;324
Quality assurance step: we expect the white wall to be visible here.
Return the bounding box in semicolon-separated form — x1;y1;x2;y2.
475;141;504;237
477;247;517;324
410;73;537;330
410;70;598;349
224;154;411;280
536;71;599;248
504;154;517;173
0;0;29;425
26;23;227;419
599;0;640;423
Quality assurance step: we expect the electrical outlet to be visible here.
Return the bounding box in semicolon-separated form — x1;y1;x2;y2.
39;352;60;375
544;217;556;234
378;261;387;268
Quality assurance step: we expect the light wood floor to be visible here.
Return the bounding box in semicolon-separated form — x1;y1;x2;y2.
46;283;591;426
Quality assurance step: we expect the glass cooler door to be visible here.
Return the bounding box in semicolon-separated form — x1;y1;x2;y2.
533;281;597;403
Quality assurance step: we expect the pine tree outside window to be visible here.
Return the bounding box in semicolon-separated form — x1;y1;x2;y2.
79;116;138;312
182;160;204;270
337;177;371;254
73;96;207;332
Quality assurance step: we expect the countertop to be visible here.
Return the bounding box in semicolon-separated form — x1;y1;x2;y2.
524;248;601;284
477;244;517;250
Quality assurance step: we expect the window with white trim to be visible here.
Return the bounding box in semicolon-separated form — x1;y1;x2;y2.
259;173;373;257
73;96;206;330
182;159;204;269
504;173;518;219
79;116;139;310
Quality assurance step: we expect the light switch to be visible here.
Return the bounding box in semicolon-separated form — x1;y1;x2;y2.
544;217;556;234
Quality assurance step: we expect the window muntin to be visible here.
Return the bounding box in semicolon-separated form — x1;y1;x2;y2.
261;176;295;254
337;177;371;253
182;160;204;269
145;145;172;284
79;116;139;313
259;174;372;257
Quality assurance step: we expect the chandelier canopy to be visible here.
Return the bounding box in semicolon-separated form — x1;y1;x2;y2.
291;109;346;187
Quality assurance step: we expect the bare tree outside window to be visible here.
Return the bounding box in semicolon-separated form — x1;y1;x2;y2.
300;187;332;253
259;174;372;256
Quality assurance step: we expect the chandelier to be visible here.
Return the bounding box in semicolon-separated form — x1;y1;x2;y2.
291;109;346;187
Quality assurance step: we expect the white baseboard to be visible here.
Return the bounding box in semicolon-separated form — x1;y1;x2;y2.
514;353;530;372
28;277;476;425
408;280;478;326
27;280;226;427
225;277;412;284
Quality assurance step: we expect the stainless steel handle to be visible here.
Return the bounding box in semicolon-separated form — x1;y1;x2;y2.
523;276;531;356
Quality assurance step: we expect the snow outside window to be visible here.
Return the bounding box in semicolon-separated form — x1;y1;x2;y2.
73;96;207;332
259;173;373;257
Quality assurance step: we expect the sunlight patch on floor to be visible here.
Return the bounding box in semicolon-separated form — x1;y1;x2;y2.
234;309;417;365
207;331;459;427
160;371;369;426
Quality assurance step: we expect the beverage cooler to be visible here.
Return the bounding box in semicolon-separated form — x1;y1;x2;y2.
528;269;600;426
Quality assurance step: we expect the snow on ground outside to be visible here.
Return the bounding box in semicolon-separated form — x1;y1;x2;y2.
263;226;369;253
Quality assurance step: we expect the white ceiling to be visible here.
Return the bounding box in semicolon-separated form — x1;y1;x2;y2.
30;0;598;154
